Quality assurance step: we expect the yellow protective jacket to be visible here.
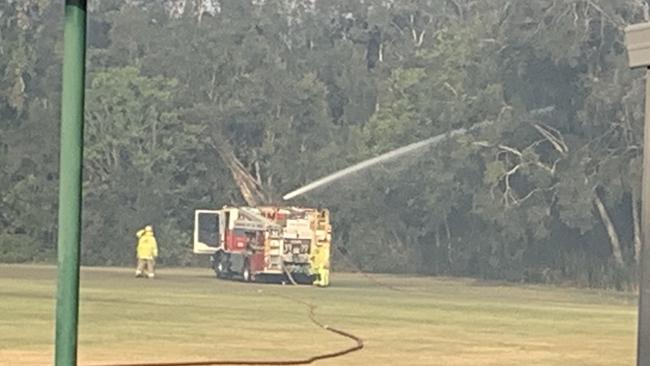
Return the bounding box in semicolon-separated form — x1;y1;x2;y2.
137;232;158;260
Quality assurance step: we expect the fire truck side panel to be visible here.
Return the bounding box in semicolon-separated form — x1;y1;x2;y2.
249;251;265;273
225;229;248;252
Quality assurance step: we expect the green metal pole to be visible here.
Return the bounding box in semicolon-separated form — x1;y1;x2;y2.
55;1;87;365
639;68;650;366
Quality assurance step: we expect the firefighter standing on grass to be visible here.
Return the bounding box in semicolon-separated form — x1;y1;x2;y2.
311;242;330;287
135;225;158;278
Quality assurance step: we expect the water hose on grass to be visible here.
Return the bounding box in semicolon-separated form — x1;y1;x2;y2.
282;264;299;286
89;289;363;366
333;246;406;293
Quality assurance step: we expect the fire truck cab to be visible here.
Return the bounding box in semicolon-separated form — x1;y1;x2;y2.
193;206;331;285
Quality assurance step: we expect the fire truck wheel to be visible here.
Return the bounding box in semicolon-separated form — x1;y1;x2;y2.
215;261;225;278
213;253;226;278
242;261;252;282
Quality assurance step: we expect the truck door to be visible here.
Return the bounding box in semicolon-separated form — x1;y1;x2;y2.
193;210;223;254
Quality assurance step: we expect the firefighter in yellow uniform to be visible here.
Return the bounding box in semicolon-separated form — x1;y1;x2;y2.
311;243;330;287
135;225;158;279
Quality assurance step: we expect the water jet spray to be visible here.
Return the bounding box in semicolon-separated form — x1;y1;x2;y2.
282;121;493;200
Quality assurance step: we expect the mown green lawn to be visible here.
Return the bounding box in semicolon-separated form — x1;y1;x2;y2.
0;265;637;366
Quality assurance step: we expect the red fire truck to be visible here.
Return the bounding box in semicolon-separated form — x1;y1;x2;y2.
193;206;331;286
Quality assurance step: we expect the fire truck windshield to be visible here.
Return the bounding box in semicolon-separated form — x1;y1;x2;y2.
198;212;219;246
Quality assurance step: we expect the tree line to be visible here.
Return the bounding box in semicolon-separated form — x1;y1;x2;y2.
1;0;649;289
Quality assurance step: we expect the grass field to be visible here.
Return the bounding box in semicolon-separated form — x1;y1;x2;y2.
0;265;638;366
